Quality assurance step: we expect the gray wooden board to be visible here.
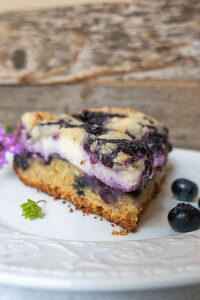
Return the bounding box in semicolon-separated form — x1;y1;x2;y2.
0;0;200;84
0;85;199;150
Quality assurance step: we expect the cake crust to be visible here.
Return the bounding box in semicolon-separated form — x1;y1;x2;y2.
14;158;165;232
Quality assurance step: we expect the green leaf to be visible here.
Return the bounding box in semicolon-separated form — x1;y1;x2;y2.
2;122;12;134
20;199;46;220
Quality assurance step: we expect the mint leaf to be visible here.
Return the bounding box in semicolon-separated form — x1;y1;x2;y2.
21;199;46;220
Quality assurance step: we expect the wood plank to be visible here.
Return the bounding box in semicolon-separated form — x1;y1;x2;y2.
0;0;127;14
0;85;199;150
0;0;200;85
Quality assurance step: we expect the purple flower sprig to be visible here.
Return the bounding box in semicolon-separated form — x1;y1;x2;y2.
0;123;20;169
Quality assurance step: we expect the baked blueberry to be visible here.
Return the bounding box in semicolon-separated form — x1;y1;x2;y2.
171;178;199;202
73;110;125;125
73;176;91;196
168;203;200;232
14;154;29;170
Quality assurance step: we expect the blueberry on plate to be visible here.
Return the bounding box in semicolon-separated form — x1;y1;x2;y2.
168;203;200;232
171;178;199;202
198;199;200;209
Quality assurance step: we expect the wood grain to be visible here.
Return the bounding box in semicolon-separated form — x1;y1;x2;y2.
0;0;200;85
0;85;199;150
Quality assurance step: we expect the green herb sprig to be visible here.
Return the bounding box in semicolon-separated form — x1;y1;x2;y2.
21;199;46;220
2;122;12;134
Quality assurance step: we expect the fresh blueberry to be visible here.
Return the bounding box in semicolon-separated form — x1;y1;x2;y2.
198;199;200;209
171;178;199;202
168;203;200;232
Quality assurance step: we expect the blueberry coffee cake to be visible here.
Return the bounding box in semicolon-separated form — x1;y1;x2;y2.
14;107;171;232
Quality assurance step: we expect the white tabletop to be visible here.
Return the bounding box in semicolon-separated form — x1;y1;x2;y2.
0;284;200;300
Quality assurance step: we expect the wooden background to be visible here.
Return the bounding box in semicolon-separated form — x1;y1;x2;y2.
0;0;199;150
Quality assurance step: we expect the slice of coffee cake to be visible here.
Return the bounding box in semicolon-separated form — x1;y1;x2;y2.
14;107;171;232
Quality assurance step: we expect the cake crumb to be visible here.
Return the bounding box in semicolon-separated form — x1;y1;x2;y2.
62;200;66;204
80;160;86;165
69;208;74;213
68;204;71;208
111;229;128;236
94;216;97;219
111;224;115;228
83;213;85;216
100;216;103;221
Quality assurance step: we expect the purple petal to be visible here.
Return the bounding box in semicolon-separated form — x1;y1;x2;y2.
10;143;21;154
2;134;14;147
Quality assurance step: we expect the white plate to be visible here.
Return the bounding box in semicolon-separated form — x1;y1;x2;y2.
0;148;200;291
